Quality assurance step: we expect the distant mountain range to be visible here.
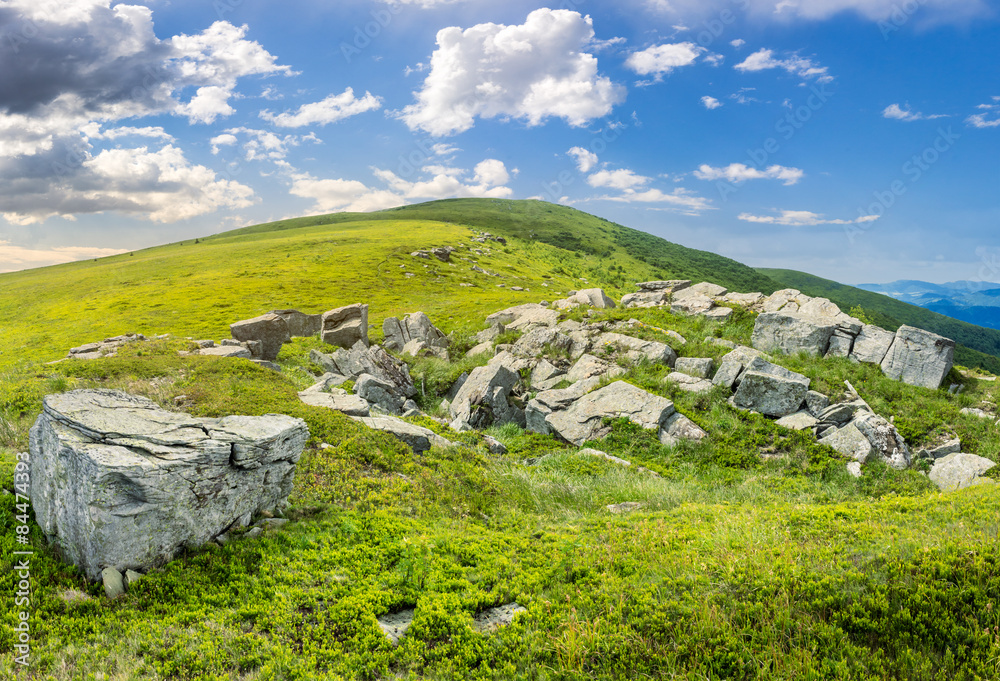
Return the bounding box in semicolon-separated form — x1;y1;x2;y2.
857;280;1000;330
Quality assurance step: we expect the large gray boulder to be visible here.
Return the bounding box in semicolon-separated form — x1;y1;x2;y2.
929;453;996;492
820;423;875;463
637;280;691;293
751;312;837;357
620;291;668;308
554;288;616;310
545;381;675;446
659;412;708;446
230;313;291;361
511;327;572;358
355;374;405;414
270;309;323;338
322;304;369;349
297;389;370;417
850;324;895;365
880;325;955;389
731;358;810;417
30;390;308;581
382;312;447;353
449;363;524;429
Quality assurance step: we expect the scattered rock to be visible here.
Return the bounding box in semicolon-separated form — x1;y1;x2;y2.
450;363;524;429
674;357;713;378
566;354;623;383
775;411;819;431
853;411;911;470
929;453;996;492
298;388;370;417
270;309;323;338
554;288;616;310
849;324;895;365
351;416;451;453
312;342;416;397
483;435;508;455
466;341;494;357
198;346;252;359
530;359;566;391
525;378;602;435
545;381;675;446
321;304;369;349
960;407;993;419
230;313;290;361
102;567;125;599
383;312;448;353
731;359;810;417
637;280;691;293
578;447;632;467
595;333;677;366
664;372;713;394
125;570;143;587
659;412;708;446
355;374;405;414
916;438;962;460
820;423;875;463
846;461;863;478
30;390;308;580
804;391;830;417
751;312;837;357
880;325;955;390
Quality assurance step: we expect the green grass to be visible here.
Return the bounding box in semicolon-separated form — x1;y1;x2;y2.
2;199;1000;679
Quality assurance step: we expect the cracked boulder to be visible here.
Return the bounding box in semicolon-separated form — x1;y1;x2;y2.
382;312;448;353
230;313;290;361
544;381;675;446
880;325;955;390
321;303;369;349
29;390;308;581
449;363;525;429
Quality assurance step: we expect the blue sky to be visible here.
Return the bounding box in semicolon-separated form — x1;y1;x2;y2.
0;0;998;285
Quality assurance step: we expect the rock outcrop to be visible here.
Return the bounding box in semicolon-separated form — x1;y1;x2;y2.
382;312;448;354
230;313;291;361
322;303;369;349
30;390;308;581
270;309;323;338
543;381;677;446
731;358;810;417
449;363;524;429
929;453;996;492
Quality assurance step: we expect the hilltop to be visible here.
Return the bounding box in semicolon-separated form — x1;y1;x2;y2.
2;199;1000;680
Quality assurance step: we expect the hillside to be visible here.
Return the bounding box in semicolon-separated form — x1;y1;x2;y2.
858;279;1000;330
760;268;1000;374
2;199;1000;679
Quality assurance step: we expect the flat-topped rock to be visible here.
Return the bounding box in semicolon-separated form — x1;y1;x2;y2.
382;312;447;353
929;453;996;492
545;381;675;446
637;280;691;293
321;304;369;349
230;313;290;361
30;390;308;581
270;309;322;338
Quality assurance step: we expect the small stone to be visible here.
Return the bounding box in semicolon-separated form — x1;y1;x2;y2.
246;527;263;539
378;609;415;646
125;570;143;588
102;567;125;599
606;502;644;514
846;461;863;478
472;603;527;633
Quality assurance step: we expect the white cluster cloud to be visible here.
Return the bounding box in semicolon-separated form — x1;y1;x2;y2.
0;240;129;273
289;159;514;213
261;88;383;128
701;96;722;109
735;48;832;83
587;168;649;190
967;97;1000;128
882;103;947;122
625;42;705;77
694;163;804;185
211;128;320;161
400;9;625;136
737;210;879;226
0;2;289;224
1;145;256;225
567;147;599;173
577;164;711;214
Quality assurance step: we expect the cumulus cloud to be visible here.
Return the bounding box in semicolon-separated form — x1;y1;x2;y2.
260;88;383;128
399;9;625;136
734;48;832;82
0;145;256;225
567;147;599;173
731;38;746;47
213;128;320;162
0;1;289;224
587;168;650;190
882;103;947;122
289;159;515;214
737;210;879;226
701;96;722;109
966;97;1000;128
694;163;804;185
625;42;705;77
0;240;129;273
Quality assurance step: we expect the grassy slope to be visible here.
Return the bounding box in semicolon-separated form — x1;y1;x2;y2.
760;268;1000;374
2;199;1000;679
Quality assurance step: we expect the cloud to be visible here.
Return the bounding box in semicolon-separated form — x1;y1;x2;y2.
0;240;129;273
260;88;383;128
640;0;986;24
567;147;599;172
694;163;804;185
215;128;320;162
587;168;650;190
882;103;947;122
0;145;256;225
737;210;880;226
210;133;239;154
731;38;746;47
701;96;722;109
399;9;625;136
967;97;1000;128
625;42;705;77
596;187;713;215
0;2;289;224
734;48;832;82
289;159;515;213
